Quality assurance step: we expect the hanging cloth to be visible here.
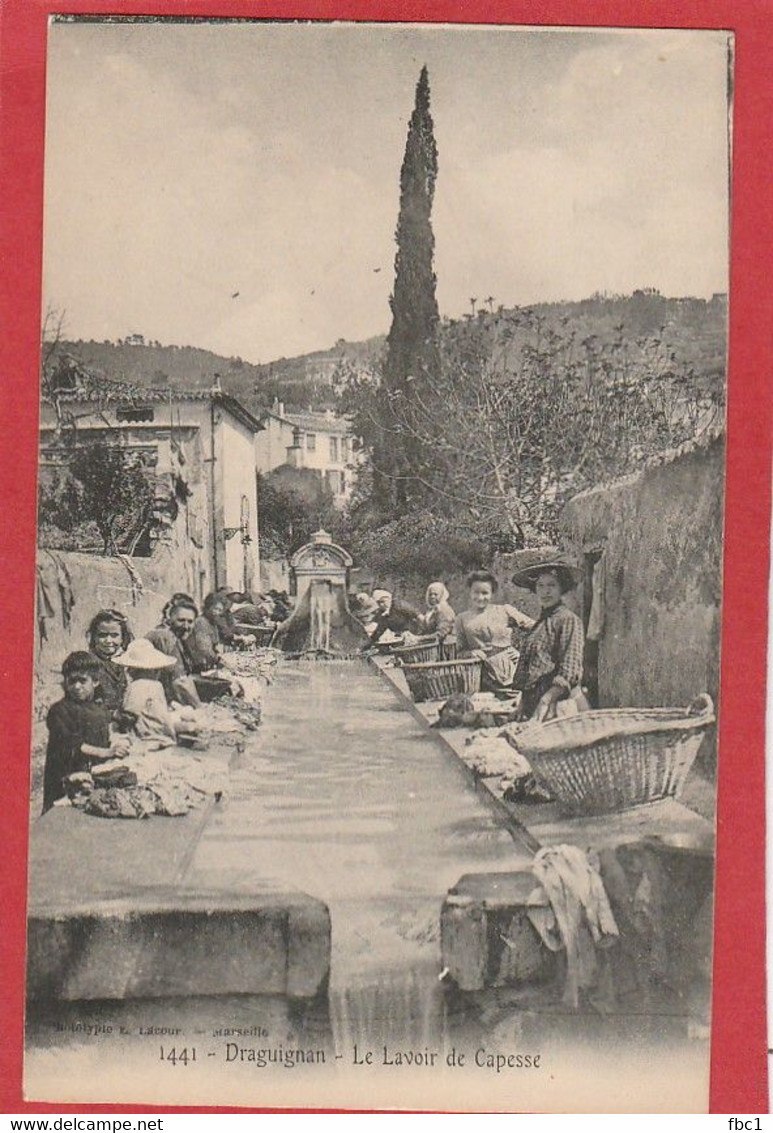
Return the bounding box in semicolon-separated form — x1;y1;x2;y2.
46;550;76;629
526;844;619;1008
586;554;606;642
36;564;57;646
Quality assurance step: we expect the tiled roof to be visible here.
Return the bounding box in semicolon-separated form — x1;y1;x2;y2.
263;408;353;434
45;359;263;432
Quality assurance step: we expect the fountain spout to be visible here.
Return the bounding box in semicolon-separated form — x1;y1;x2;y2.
273;530;368;655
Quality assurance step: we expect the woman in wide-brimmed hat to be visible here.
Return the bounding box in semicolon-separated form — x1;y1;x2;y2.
511;559;585;722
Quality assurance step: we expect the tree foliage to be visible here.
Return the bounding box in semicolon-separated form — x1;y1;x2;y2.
372;65;441;509
257;467;342;559
338;306;725;552
38;442;156;555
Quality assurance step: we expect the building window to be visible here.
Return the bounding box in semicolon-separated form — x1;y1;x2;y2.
306;432;316;452
329;436;338;461
341;437;349;460
326;469;340;494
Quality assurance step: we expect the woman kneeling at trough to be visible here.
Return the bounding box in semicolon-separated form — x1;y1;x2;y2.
368;589;423;644
454;570;535;694
511;559;586;722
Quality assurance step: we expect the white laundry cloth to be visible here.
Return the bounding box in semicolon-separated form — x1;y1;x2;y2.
526;844;619;1008
586;555;606;642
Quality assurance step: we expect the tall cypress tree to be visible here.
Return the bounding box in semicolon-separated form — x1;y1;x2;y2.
376;65;441;508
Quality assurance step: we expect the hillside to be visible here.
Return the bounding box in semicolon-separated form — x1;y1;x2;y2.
53;290;726;414
51;336;377;415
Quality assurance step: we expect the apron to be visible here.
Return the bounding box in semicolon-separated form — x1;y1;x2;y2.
481;646;520;694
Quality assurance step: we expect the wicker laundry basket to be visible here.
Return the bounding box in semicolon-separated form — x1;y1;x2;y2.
402;657;483;703
391;636;441;665
513;694;715;815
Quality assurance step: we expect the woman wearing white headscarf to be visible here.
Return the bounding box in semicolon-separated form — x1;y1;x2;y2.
369;589;423;644
420;581;456;642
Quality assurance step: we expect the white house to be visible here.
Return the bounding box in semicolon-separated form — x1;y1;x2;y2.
254;399;359;504
39;372;263;596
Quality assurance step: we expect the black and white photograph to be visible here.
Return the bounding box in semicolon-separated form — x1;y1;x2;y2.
26;19;730;1112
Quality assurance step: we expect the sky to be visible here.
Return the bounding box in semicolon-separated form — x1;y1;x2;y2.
43;21;731;362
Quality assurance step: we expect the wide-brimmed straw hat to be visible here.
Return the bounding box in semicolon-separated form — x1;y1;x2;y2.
113;638;177;670
511;558;582;594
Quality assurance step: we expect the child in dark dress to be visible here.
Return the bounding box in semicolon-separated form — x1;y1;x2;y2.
43;652;129;813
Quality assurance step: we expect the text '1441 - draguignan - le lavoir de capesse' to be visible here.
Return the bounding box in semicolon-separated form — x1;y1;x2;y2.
11;13;762;1115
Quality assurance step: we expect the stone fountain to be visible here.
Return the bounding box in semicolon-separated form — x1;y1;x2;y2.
273;529;369;655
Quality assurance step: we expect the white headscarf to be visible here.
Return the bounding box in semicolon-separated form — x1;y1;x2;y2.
372;589;392;605
425;581;450;607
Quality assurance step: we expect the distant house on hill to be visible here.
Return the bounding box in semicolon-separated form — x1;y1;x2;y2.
255;399;360;504
39;370;263;596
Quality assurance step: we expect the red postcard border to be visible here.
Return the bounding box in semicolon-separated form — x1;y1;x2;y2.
1;0;770;1114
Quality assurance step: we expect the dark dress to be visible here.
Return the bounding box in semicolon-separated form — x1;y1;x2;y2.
145;626;195;702
187;616;221;673
43;697;111;812
91;655;128;712
212;609;237;645
230;603;266;627
369;600;424;644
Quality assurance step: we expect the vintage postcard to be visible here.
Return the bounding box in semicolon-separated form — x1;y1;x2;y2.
4;12;765;1114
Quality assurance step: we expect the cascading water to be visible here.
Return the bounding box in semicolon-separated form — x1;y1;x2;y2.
206;660;523;1056
273;530;369;655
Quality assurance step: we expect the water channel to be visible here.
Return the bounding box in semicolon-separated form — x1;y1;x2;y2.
25;658;708;1110
196;658;527;1051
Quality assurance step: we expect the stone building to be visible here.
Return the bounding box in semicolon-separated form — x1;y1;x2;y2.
254;399;359;504
39;376;262;596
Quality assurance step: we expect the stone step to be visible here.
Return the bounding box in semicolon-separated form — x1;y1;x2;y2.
441;840;713;1017
28;891;330;1002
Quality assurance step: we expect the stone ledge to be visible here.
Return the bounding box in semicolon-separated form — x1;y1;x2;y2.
370;655;714;857
28;891;331;1003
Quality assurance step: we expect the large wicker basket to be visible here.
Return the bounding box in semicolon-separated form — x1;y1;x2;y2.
513;695;714;815
390;636;440;665
402;657;483;703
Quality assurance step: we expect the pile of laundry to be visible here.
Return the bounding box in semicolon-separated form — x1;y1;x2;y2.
463;727;529;779
62;748;229;820
211;694;262;731
220;647;279;687
434;692;521;730
462;721;553;802
202;701;252;734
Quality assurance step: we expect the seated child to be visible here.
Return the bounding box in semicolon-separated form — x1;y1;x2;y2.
115;638;200;746
43;651;130;813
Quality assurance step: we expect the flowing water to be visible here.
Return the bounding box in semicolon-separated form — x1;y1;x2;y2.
193;658;527;1053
